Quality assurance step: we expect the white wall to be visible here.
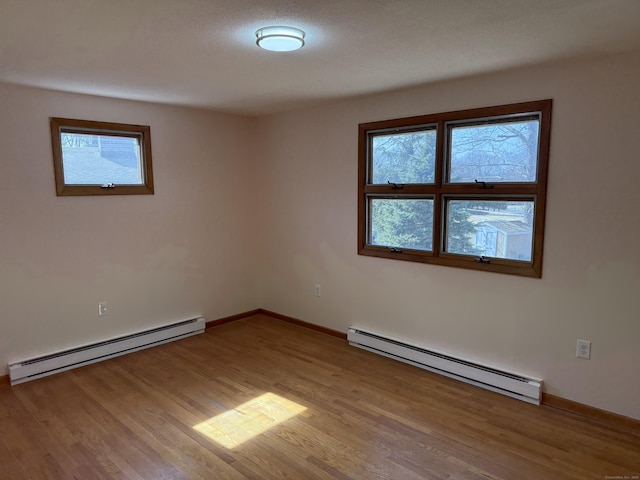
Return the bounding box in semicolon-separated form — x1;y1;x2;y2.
0;83;260;372
256;50;640;420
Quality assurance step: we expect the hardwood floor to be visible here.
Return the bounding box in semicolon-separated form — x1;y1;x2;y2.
1;314;638;479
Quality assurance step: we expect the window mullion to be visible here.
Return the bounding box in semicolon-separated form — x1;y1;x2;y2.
433;120;445;257
363;185;436;195
438;184;539;195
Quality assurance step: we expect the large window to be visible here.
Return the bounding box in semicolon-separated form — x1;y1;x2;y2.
50;117;154;196
358;100;552;277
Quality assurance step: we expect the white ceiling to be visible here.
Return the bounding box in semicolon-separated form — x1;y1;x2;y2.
2;0;640;116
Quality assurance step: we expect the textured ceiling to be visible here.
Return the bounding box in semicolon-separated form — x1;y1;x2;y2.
1;0;640;116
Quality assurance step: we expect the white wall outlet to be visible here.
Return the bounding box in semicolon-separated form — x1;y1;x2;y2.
98;302;108;316
576;339;591;359
314;284;321;297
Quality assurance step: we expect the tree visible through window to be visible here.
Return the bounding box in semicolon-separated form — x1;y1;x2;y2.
358;100;552;277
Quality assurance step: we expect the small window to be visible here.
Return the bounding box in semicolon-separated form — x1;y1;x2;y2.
50;117;154;196
358;100;552;277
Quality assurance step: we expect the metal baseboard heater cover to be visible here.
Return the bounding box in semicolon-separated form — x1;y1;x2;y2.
8;316;205;386
348;327;542;404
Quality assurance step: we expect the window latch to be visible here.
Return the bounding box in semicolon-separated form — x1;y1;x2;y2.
387;181;404;190
388;247;403;253
475;255;491;264
101;183;116;189
474;179;494;189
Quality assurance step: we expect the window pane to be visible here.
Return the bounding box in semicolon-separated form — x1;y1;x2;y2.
448;118;539;183
370;198;433;251
370;129;436;184
446;200;534;261
61;133;143;185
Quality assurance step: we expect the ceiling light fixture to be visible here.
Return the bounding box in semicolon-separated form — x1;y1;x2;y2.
255;26;305;52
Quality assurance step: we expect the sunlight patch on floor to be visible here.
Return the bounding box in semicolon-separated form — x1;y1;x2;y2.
193;392;307;449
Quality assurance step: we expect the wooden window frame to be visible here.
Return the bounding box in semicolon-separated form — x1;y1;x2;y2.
358;100;552;278
50;117;154;196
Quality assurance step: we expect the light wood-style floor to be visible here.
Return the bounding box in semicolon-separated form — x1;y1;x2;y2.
1;314;638;479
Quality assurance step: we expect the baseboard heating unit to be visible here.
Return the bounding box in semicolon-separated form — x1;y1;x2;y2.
8;316;205;386
347;327;542;404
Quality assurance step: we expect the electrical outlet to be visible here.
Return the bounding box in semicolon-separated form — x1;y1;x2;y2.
314;284;321;297
576;339;591;359
98;302;108;316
